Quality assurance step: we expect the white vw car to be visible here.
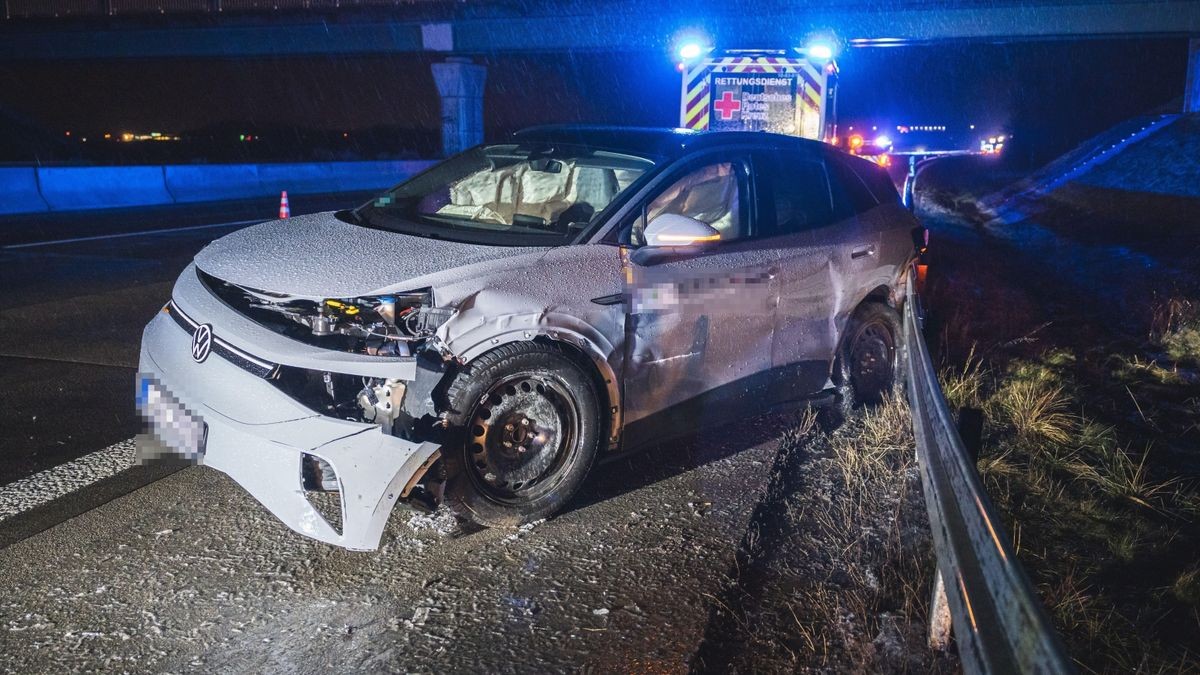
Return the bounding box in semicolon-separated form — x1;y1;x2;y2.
138;126;920;550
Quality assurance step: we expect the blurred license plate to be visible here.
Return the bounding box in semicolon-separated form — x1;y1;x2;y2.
137;376;207;461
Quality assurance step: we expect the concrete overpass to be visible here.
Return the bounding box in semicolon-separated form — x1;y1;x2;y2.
3;0;1199;58
3;0;1199;154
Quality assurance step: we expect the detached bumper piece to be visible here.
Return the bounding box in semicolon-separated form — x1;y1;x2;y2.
138;310;440;551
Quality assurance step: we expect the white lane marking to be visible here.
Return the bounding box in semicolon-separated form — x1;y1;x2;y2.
2;218;265;250
0;439;135;522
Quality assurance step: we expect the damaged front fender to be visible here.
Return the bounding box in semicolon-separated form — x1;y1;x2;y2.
433;285;626;451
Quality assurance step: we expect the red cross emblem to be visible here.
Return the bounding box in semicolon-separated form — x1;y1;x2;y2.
713;91;742;120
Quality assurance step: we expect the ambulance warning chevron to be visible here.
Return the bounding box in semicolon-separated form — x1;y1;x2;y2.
678;52;833;142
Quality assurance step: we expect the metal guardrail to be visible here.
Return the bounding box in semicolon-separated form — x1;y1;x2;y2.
903;271;1074;674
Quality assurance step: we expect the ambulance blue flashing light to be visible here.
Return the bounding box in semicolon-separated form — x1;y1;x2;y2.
678;41;705;61
806;42;835;62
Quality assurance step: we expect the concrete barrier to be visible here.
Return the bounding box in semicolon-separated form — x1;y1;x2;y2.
326;160;434;192
255;162;337;197
0;168;49;213
164;164;263;203
37;166;175;211
0;160;436;216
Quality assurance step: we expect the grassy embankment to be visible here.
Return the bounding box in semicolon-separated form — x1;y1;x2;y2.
919;143;1200;672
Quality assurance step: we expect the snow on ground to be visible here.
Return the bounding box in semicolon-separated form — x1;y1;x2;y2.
0;439;134;521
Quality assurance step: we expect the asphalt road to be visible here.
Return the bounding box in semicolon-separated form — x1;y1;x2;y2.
0;423;781;673
0;192;372;487
0;198;798;672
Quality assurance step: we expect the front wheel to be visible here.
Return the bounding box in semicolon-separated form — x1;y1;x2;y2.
441;342;602;528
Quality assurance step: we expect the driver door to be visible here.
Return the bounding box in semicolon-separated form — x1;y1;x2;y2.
618;152;781;447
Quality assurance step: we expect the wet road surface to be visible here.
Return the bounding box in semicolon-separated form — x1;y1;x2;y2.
0;200;794;672
0;193;371;486
1;416;780;672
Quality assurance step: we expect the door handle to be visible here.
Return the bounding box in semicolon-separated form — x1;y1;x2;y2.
850;244;876;260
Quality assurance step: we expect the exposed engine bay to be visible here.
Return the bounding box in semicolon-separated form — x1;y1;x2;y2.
199;269;452;358
197;269;454;468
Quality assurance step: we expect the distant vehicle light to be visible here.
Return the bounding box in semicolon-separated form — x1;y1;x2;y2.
678;42;704;60
875;134;892;148
849;134;864;150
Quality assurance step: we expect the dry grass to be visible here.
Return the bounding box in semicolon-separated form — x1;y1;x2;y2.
1075;445;1181;510
989;377;1075;446
939;345;985;411
1150;295;1200;367
709;398;957;673
1173;567;1200;606
929;315;1200;672
829;395;912;488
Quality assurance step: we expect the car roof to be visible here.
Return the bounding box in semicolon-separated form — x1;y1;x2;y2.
510;124;830;159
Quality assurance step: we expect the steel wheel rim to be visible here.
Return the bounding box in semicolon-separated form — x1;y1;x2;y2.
465;372;581;503
850;319;896;402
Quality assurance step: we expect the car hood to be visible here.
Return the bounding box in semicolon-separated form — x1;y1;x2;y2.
194;211;549;298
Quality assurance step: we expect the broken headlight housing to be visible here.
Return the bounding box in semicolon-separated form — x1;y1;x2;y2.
199;270;453;357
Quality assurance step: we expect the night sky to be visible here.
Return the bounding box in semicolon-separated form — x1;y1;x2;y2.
0;37;1189;166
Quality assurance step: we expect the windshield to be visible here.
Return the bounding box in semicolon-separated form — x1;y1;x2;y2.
355;143;656;246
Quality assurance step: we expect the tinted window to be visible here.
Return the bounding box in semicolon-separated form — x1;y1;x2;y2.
768;150;835;234
850;159;902;205
826;154;880;218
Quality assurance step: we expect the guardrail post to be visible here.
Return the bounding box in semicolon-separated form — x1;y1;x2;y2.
928;568;953;650
957;407;984;462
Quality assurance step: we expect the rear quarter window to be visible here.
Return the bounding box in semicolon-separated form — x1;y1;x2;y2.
826;154;880;218
763;150;836;235
851;159;902;205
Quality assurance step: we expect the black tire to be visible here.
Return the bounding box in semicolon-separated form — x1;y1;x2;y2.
830;302;904;420
441;341;602;528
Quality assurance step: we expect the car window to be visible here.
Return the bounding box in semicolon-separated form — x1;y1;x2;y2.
627;159;748;246
848;159;902;205
826;154;880;218
357;143;655;246
767;151;835;234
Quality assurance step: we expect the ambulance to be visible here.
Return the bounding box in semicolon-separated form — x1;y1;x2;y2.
678;48;838;142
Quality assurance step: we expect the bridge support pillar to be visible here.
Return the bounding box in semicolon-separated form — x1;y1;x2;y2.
431;57;487;157
1186;39;1200;113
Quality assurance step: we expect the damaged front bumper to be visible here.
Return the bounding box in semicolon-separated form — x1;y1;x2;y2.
137;306;439;551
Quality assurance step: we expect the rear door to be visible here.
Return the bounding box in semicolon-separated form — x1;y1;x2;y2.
768;147;883;402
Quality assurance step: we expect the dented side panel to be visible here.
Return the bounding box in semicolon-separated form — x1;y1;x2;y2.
434;245;628;447
622;241;780;426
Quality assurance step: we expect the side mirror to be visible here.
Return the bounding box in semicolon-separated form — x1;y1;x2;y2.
643;213;721;247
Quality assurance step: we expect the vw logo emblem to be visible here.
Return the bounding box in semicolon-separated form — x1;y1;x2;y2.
191;324;213;363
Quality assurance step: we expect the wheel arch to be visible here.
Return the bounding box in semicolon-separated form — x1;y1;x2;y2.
830;289;901;385
444;327;622;453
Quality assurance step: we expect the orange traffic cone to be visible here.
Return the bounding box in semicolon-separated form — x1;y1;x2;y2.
278;191;290;219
